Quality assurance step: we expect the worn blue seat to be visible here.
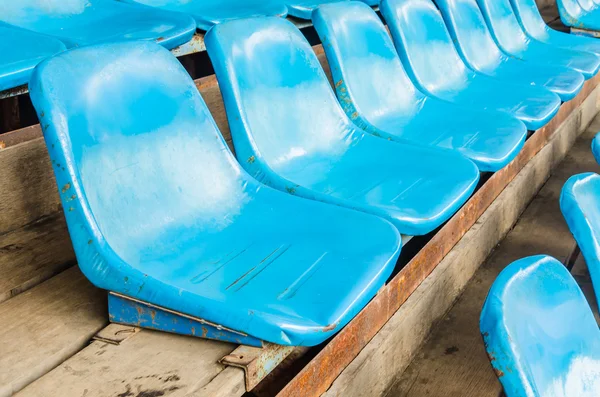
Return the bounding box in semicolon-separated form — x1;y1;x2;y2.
561;172;600;304
557;0;600;31
205;17;480;236
380;0;560;130
510;0;600;56
593;133;600;164
29;41;402;347
436;0;584;101
0;0;195;49
481;255;600;397
312;2;526;171
476;0;600;79
121;0;288;31
0;22;66;92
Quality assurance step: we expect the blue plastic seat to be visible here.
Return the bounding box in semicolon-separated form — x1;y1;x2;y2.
312;2;527;171
481;255;600;397
561;172;600;304
476;0;600;79
510;0;600;56
205;17;480;236
284;0;348;19
120;0;288;31
380;0;560;130
557;0;600;31
592;133;600;164
436;0;584;101
0;0;196;49
0;22;66;92
28;40;403;347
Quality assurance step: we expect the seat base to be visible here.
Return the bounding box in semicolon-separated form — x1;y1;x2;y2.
107;292;264;347
571;27;600;38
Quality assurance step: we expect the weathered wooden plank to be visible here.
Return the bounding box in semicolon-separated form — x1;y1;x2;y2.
17;327;238;397
385;114;600;397
318;88;600;397
0;212;74;304
0;267;107;397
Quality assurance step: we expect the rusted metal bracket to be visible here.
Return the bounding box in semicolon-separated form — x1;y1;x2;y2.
93;323;140;345
571;27;600;39
221;343;295;391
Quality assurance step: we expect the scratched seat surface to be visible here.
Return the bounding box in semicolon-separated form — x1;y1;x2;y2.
557;0;600;31
510;0;600;56
481;255;600;397
380;0;560;131
121;0;288;31
476;0;600;79
436;0;584;101
561;172;600;308
28;41;402;346
0;0;196;49
205;17;480;236
0;22;66;92
311;2;526;171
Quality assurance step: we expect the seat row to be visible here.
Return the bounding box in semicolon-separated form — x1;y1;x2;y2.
480;139;600;396
22;0;600;347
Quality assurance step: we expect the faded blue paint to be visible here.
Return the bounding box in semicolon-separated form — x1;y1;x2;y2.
481;255;600;397
205;17;480;236
0;0;196;49
510;0;600;56
436;0;584;101
380;0;561;130
592;133;600;164
120;0;289;31
556;0;600;31
108;293;264;347
0;22;66;92
475;0;600;79
28;41;402;346
561;173;600;306
312;1;526;171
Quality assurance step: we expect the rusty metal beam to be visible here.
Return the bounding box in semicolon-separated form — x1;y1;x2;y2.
276;74;600;397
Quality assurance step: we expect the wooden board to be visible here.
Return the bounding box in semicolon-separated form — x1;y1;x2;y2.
385;114;600;397
317;89;600;397
0;267;107;397
0;212;74;304
17;325;238;397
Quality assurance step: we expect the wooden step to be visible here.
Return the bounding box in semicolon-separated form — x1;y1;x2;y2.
0;267;106;396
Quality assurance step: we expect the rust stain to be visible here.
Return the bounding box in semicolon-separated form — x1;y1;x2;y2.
248;155;256;164
0;141;5;149
61;183;71;193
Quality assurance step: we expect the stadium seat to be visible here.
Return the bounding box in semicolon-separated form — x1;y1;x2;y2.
285;0;347;19
0;0;196;49
561;172;600;304
311;1;527;171
557;0;600;31
481;255;600;397
205;17;480;236
436;0;584;101
28;40;403;347
120;0;288;31
380;0;561;130
0;22;66;92
509;0;600;56
592;133;600;164
476;0;600;79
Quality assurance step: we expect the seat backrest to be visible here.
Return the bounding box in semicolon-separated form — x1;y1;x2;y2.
578;0;596;11
508;0;551;39
205;17;355;182
436;0;504;72
592;134;600;164
380;0;470;94
561;173;600;299
481;255;600;397
475;0;531;54
121;0;289;31
311;1;423;131
0;0;195;48
29;41;249;284
554;0;585;23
